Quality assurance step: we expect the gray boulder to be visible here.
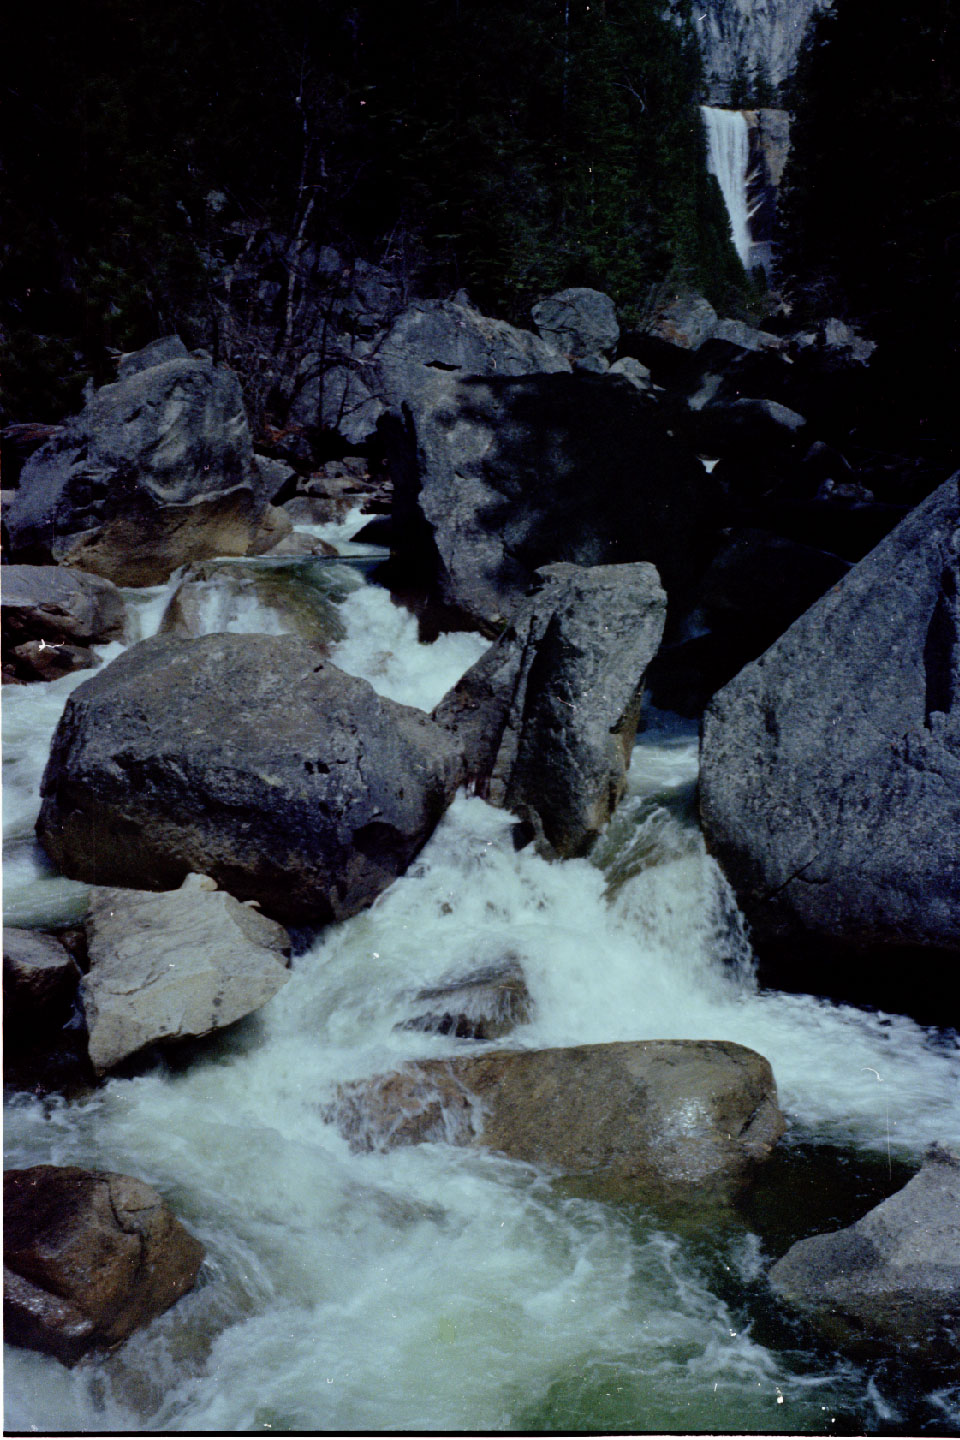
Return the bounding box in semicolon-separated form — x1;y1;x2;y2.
768;1145;960;1360
646;293;719;351
328;1039;785;1200
1;566;126;647
4;1165;204;1365
435;562;667;856
287;362;386;447
3;928;80;1029
5;339;273;585
700;474;960;985
37;633;462;926
385;363;717;631
82;874;291;1073
531;287;619;372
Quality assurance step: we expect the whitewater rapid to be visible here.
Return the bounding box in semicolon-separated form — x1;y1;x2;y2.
4;517;959;1433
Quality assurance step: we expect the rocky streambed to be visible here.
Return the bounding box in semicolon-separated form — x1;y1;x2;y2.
3;321;959;1432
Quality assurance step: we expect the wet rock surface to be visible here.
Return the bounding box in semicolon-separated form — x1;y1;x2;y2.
37;632;462;926
768;1145;960;1361
4;1165;205;1365
399;957;532;1041
329;1038;785;1198
82;874;291;1074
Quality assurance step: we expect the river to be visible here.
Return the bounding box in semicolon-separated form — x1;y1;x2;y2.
4;519;959;1433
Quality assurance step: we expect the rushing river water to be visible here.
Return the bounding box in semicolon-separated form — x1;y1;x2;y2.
4;518;960;1434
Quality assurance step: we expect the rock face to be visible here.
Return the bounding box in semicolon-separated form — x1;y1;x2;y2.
700;474;960;990
329;1039;785;1198
37;633;462;926
82;874;291;1073
768;1145;960;1361
4;1165;205;1365
668;0;832;102
435;562;667;856
531;288;620;372
5;338;274;585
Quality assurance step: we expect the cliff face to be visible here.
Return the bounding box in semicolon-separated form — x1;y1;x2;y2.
670;0;833;102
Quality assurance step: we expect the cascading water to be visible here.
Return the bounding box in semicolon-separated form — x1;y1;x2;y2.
4;524;960;1433
701;104;757;270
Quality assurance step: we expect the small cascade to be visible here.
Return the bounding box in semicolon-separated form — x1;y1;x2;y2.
700;104;758;270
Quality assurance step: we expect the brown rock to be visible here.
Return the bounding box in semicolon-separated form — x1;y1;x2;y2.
4;1166;205;1365
328;1039;785;1198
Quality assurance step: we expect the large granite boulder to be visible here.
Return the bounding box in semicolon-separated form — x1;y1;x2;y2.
82;874;291;1074
4;1165;204;1365
37;633;461;926
531;287;620;372
5;338;274;585
435;562;667;856
328;1039;785;1200
700;473;960;1001
768;1145;960;1361
384;362;717;631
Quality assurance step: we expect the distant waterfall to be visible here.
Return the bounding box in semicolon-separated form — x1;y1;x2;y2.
700;105;755;270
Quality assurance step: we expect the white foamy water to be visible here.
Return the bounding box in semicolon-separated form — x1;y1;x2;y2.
701;105;756;269
4;545;958;1433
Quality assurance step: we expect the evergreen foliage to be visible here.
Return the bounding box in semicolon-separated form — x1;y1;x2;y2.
1;0;748;421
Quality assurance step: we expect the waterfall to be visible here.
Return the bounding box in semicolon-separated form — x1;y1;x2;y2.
701;104;756;270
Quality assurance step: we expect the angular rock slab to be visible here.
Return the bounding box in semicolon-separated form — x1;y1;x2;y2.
37;632;462;926
3;927;80;1027
328;1039;785;1198
768;1145;960;1360
531;287;619;372
4;1165;204;1365
82;874;291;1073
700;473;960;969
435;562;667;856
5;337;272;585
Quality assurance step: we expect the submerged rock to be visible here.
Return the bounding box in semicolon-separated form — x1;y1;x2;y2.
328;1039;785;1198
435;561;667;856
399;957;533;1041
82;874;291;1074
700;472;960;1005
768;1145;960;1361
37;632;461;926
5;338;273;585
4;1165;204;1365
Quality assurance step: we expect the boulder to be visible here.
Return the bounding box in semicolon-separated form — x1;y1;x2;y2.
399;957;532;1041
608;356;653;391
81;874;291;1073
1;566;126;647
700;473;960;999
435;562;667;856
328;1039;785;1199
246;503;294;555
3;928;80;1030
768;1145;960;1361
4;639;100;685
37;633;462;926
158;559;347;644
385;365;717;630
531;287;619;372
4;1165;204;1365
646;293;719;351
5;339;273;585
287;362;386;447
